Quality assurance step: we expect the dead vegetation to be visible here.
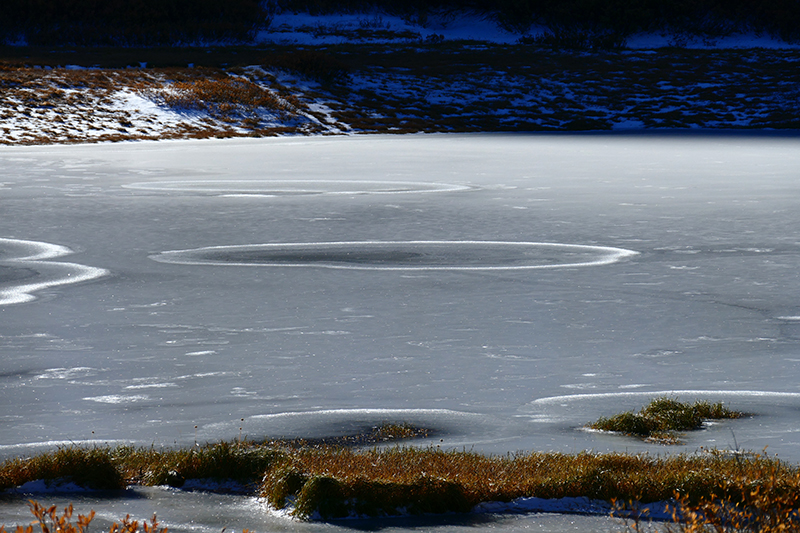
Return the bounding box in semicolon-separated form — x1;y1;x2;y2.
263;446;800;520
0;62;338;144
1;44;799;145
3;431;800;527
1;500;172;533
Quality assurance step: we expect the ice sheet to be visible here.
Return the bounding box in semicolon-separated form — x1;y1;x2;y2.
2;133;800;530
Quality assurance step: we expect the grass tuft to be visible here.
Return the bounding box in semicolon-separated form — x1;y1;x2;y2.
156;75;295;120
0;423;426;493
114;440;285;488
277;422;431;448
588;397;744;443
257;446;800;518
6;422;800;527
292;474;471;519
265;466;309;509
0;447;124;491
294;475;349;519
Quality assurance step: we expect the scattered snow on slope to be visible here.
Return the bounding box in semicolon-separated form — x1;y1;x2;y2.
258;11;800;49
258;12;523;45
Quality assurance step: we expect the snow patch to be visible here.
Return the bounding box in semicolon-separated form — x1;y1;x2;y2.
83;394;150;404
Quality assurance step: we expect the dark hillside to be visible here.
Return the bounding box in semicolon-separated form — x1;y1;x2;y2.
277;0;800;42
0;0;270;46
2;0;800;46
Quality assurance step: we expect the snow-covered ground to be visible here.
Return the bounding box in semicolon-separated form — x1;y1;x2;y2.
2;12;799;146
3;47;800;144
0;67;346;144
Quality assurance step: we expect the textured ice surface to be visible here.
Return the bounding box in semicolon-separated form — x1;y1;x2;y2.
0;238;108;305
150;241;637;270
2;133;800;530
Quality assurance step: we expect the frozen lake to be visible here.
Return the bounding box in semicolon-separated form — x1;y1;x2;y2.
2;133;800;530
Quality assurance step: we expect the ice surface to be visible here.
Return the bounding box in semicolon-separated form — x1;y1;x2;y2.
0;238;109;305
2;133;800;530
150;241;637;270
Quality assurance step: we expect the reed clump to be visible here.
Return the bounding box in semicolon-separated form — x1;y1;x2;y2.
666;471;800;532
615;459;800;532
114;440;284;488
158;76;295;119
588;397;744;443
0;423;425;492
290;474;471;519
4;421;800;526
0;447;123;491
259;446;799;519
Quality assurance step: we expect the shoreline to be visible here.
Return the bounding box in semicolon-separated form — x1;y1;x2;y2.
2;430;796;527
3;44;800;145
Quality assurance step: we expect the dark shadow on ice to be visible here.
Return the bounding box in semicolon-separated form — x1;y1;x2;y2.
321;512;501;531
151;241;639;271
210;249;428;265
0;487;145;503
0;265;39;284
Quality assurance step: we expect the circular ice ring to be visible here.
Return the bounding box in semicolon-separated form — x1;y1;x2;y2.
150;241;638;271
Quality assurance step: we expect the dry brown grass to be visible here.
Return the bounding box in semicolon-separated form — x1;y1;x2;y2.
261;446;800;519
157;76;294;116
0;64;332;144
2;437;800;526
0;447;124;491
0;424;431;492
617;460;800;532
2;45;800;144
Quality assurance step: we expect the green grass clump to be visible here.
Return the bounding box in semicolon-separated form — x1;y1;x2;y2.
588;397;744;443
